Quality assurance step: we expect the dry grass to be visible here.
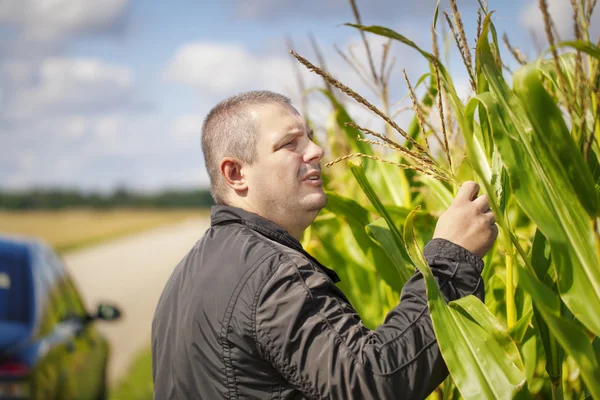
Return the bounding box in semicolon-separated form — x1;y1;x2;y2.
0;208;209;253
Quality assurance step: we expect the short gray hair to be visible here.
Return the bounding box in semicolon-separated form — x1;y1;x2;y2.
201;90;292;205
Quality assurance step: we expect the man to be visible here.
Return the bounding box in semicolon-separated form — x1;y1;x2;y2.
152;91;498;399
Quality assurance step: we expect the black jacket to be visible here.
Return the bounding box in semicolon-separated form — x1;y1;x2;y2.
152;205;485;399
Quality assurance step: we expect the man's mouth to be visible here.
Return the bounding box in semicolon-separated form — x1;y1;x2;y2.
302;170;321;181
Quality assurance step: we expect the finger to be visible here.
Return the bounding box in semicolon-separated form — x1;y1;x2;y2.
483;210;496;225
472;193;491;213
455;181;480;204
490;223;499;239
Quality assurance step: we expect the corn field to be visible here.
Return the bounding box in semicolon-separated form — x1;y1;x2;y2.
293;0;600;398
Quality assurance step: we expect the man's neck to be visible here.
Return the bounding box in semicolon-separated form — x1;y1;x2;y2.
225;200;305;241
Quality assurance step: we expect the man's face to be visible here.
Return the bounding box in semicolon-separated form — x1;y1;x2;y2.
243;103;327;237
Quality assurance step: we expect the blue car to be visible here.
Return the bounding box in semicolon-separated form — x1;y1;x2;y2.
0;235;121;399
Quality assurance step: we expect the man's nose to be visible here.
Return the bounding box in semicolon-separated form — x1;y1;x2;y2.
303;139;325;163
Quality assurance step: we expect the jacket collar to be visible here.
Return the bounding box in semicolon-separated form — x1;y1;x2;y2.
211;205;340;283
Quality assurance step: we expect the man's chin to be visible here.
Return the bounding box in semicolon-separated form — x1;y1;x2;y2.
305;192;328;212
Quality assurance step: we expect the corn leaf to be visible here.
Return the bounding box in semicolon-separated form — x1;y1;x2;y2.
450;296;524;372
421;175;453;210
508;309;533;345
476;21;600;337
369;159;411;207
404;207;525;400
325;192;409;293
530;229;563;385
366;218;413;290
349;160;413;267
432;0;440;29
512;64;597;217
558;40;600;62
517;266;600;398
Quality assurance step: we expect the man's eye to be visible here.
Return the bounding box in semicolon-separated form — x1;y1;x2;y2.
282;140;295;148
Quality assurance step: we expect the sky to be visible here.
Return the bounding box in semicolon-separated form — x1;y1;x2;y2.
0;0;597;193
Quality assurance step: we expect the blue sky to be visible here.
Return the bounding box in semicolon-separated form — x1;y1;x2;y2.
0;0;595;193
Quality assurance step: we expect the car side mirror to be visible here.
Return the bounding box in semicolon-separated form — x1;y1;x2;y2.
94;303;122;321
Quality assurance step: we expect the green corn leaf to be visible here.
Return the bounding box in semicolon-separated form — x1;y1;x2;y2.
366;218;413;290
324;191;370;227
530;229;552;283
384;205;436;238
484;273;506;323
588;150;600;190
349;160;413;267
508;309;533;345
433;0;440;29
404;207;525;400
530;229;563;385
512;64;598;217
450;296;524;372
491;152;510;216
517;266;600;398
519;327;544;395
325;192;409;293
476;20;600;337
558;40;600;61
324;191;373;256
594;336;600;369
370;159;411;207
421;174;453;210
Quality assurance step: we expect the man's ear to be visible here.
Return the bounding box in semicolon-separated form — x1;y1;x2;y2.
220;157;248;193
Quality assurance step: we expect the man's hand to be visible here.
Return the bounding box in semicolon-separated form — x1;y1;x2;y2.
432;181;498;258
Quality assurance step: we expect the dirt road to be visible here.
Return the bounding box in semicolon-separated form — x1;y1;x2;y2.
63;217;210;386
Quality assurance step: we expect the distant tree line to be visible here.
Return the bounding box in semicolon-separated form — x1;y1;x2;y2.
0;187;215;210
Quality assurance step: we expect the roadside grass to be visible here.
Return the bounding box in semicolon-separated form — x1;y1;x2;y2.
109;346;153;400
0;208;210;253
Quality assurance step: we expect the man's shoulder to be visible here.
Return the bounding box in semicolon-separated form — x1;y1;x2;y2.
199;222;310;272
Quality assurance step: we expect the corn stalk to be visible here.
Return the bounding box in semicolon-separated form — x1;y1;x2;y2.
296;0;600;398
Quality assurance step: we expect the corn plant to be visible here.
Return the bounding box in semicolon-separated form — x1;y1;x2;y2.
295;0;600;398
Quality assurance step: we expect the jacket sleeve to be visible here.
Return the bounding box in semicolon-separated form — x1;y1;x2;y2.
254;238;485;400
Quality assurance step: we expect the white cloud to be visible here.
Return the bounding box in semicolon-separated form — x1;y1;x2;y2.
0;0;131;40
163;42;317;98
3;57;136;120
520;0;600;42
61;115;88;140
0;2;441;192
0;60;35;83
231;0;464;22
1;112;209;192
163;31;428;115
94;115;122;140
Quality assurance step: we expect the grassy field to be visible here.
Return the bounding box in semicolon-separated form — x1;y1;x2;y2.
109;346;154;400
0;208;209;253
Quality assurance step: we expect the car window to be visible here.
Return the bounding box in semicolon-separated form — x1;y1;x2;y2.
45;250;87;319
63;276;87;318
41;247;70;322
31;244;60;337
0;253;30;324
